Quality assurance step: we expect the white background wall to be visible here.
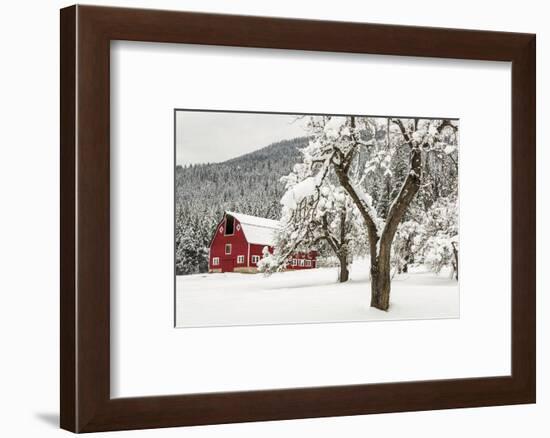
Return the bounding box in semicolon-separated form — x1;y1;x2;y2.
0;0;546;436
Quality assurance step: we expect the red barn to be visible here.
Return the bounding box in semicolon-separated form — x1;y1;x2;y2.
208;211;318;273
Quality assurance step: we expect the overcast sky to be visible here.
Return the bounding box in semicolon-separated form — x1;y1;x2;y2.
176;110;309;165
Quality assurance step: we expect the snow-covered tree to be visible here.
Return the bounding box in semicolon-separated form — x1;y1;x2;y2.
175;204;209;275
420;196;459;279
293;115;458;310
392;219;424;274
258;151;364;282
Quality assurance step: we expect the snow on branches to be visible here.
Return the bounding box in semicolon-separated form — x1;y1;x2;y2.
260;114;459;298
420;196;459;279
258;132;365;282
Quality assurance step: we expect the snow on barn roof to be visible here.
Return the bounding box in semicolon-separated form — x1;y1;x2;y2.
225;211;280;246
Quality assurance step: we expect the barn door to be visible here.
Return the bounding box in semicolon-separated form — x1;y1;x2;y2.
221;258;234;273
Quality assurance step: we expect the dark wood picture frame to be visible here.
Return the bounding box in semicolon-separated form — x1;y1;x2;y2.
60;5;536;433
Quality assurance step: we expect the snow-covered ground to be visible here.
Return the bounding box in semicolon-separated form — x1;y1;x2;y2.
175;260;459;328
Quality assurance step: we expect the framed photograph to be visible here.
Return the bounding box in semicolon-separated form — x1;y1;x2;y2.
60;5;535;433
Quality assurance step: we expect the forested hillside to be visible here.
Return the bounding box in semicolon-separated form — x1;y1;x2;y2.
175;137;309;274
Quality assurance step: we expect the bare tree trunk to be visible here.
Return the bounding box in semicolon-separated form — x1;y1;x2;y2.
451;242;459;281
370;234;397;310
402;236;412;273
337;211;349;283
320;214;350;283
370;258;391;309
338;257;349;283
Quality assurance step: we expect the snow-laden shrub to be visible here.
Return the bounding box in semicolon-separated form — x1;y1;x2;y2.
419;197;459;279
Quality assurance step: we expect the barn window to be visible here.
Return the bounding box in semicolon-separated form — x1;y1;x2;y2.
305;260;312;267
212;257;219;266
292;259;297;266
251;255;260;264
225;244;232;255
299;259;305;267
225;215;234;235
237;255;244;264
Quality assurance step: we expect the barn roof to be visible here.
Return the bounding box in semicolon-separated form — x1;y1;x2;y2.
225;211;280;246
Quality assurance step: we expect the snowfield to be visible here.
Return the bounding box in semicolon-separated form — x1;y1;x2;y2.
175;260;459;328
